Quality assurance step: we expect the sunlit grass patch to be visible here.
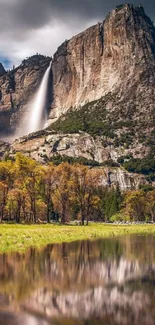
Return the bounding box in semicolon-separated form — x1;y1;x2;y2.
0;223;155;253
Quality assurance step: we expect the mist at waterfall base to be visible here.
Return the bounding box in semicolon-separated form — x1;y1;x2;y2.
22;61;52;136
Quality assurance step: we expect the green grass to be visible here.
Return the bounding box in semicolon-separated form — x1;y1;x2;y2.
1;223;155;254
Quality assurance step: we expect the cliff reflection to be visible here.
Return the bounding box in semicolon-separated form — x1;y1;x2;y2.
0;236;155;325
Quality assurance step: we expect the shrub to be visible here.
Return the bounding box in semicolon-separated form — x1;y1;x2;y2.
49;155;100;166
103;159;120;167
49;98;116;139
124;157;155;176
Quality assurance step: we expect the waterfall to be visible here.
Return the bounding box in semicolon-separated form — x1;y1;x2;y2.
24;61;52;135
0;62;52;143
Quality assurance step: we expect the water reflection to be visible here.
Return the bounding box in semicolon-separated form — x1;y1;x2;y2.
0;236;155;324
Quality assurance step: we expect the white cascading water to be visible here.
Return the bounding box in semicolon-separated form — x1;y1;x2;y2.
25;61;52;135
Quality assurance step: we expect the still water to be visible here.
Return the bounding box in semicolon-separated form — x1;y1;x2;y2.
0;236;155;325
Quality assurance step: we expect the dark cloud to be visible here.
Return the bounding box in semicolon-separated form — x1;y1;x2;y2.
0;0;155;67
1;0;155;32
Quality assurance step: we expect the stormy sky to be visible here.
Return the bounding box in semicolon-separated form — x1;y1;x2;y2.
0;0;155;69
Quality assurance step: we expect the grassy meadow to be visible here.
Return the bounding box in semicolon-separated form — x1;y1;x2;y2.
1;223;155;253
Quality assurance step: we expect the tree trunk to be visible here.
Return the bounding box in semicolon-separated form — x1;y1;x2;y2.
31;199;37;223
61;212;65;224
81;214;85;226
151;211;154;222
47;198;50;223
47;208;50;223
16;202;21;223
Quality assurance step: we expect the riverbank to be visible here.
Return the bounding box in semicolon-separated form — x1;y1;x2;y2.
1;223;155;253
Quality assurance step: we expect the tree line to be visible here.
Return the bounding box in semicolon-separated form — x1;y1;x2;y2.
0;153;155;224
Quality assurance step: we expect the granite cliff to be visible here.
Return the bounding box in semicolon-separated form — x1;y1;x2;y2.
1;4;155;131
0;4;155;190
49;4;155;121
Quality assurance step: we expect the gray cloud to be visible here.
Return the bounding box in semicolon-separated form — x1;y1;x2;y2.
1;0;155;32
0;0;154;67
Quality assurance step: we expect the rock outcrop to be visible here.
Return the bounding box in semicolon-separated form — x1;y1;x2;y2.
10;131;148;190
0;140;10;157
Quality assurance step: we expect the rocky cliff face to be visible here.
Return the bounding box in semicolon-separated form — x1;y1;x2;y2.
40;3;155;181
10;131;148;191
0;55;51;132
49;4;155;121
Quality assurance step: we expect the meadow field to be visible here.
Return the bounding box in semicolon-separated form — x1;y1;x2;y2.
1;223;155;253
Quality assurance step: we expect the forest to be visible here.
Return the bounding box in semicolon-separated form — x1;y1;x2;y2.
0;153;155;224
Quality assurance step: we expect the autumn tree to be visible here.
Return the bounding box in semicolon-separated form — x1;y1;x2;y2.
42;164;56;223
2;152;155;225
6;188;24;223
52;163;74;224
36;199;47;222
14;153;44;223
146;190;155;222
0;160;14;190
123;190;147;222
0;181;8;222
72;165;101;225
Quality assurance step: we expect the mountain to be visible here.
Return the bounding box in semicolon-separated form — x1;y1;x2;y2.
49;4;155;121
1;3;155;189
